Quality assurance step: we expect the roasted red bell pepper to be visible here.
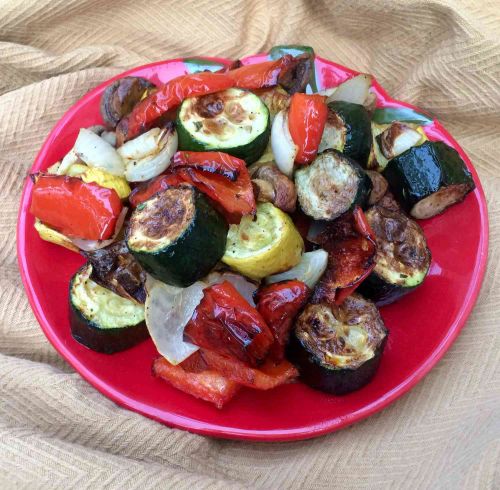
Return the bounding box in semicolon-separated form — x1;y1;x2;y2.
129;151;256;224
184;281;273;367
116;72;233;144
171;151;241;180
227;55;294;89
128;173;183;208
255;280;310;361
200;349;298;390
152;354;240;409
288;93;327;164
30;174;122;240
312;207;377;305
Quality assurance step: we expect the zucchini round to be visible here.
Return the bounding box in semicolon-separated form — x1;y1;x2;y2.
69;263;148;353
358;205;431;305
176;87;270;164
126;184;228;287
288;293;388;395
326;101;372;166
382;141;475;219
294;149;372;220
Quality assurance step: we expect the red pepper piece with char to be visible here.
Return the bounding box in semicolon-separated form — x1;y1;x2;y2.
255;280;310;361
184;281;273;367
227;56;294;90
30;174;123;240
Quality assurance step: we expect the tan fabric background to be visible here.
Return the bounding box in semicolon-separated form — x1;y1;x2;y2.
1;0;499;488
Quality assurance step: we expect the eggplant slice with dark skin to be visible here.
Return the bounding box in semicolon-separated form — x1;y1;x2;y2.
83;240;147;304
100;76;156;129
288;293;388;395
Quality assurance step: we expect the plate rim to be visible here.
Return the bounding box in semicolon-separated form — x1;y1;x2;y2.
16;55;489;441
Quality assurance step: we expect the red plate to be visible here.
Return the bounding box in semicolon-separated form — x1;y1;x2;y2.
17;54;488;441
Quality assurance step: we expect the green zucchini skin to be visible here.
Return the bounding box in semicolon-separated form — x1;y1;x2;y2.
69;266;148;354
328;101;372;166
382;141;475;217
357;205;431;306
287;331;387;395
176;88;270;164
357;271;416;306
288;296;388;395
127;187;228;287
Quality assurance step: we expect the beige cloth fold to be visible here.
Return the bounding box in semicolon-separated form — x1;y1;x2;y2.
1;0;499;488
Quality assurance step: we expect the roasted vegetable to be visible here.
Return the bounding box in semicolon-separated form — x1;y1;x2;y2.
288;93;328;165
222;202;304;280
83;241;146;304
250;163;297;213
311;207;377;304
255;280;310;361
30;174;123;241
34;219;79;252
184;281;274;366
383;141;475;219
100;76;155;129
288;293;388;395
176;88;270;164
69;264;148;353
126;185;228;287
295;150;372;221
277;53;315;95
116;72;233;144
366;170;389;205
152;354;240;409
358;205;431;305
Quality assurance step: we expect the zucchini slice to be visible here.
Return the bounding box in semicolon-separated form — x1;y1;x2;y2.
358;205;431;305
69;263;148;353
322;101;372;166
382;141;475;219
288;293;388;395
176;87;270;164
126;185;228;287
295;150;372;220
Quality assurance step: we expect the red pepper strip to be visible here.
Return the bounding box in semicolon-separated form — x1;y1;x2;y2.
227;55;294;90
171;151;242;181
312;207;377;305
128;152;255;224
116;72;233;144
200;349;298;390
30;174;122;240
255;280;310;362
288;93;328;164
128;173;183;208
152;355;240;409
184;281;274;367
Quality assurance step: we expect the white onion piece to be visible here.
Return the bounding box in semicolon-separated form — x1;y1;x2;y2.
318;87;337;97
101;131;117;147
205;271;258;306
265;250;328;289
271;110;297;177
117;128;164;160
124;127;178;182
326;74;373;105
306;220;328;244
145;276;204;365
87;125;106;135
74;128;125;176
57;148;81;175
70;207;128;251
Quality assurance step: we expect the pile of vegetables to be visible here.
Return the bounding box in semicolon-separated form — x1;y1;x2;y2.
29;45;475;408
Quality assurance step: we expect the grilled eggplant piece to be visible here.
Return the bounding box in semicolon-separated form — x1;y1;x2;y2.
295;150;371;220
83;241;146;304
288;293;388;395
358;205;431;305
101;76;155;129
277;53;314;95
383;141;475;219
